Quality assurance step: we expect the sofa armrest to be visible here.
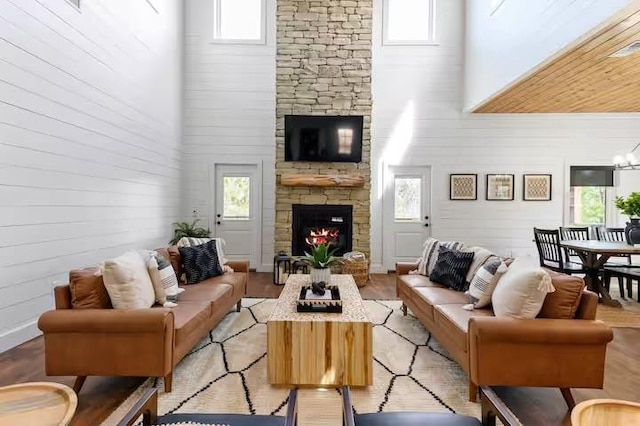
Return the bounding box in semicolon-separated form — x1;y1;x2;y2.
395;262;419;276
226;260;249;273
38;308;174;334
468;317;613;389
469;317;613;345
38;308;175;378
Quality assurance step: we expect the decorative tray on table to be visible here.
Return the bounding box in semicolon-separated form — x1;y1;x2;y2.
296;285;342;313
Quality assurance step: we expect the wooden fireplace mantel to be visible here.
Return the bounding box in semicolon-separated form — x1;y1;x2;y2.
280;173;365;188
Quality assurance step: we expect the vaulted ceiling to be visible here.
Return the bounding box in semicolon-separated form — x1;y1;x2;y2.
474;3;640;113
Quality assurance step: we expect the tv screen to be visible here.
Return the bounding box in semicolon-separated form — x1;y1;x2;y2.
285;115;363;162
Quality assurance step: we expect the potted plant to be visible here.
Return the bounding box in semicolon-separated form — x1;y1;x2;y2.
614;192;640;244
170;219;211;245
301;243;342;284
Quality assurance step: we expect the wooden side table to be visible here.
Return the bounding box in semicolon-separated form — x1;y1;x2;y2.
0;382;77;426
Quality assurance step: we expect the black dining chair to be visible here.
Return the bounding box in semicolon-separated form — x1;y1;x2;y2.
341;386;481;426
534;228;587;275
596;227;639;299
559;226;590;262
118;388;298;426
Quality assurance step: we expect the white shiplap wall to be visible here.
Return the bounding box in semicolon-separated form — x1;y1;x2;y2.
183;0;276;271
464;0;633;110
370;0;640;271
0;0;184;352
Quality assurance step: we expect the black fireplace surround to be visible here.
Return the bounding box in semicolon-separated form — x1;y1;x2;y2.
292;204;353;256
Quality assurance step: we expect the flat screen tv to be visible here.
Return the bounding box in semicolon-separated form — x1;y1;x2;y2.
285;115;363;162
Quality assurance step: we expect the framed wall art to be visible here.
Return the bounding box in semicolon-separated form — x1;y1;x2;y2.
449;174;477;200
486;174;514;201
523;174;552;201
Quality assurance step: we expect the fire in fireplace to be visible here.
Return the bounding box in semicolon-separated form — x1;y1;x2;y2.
292;205;353;256
305;228;340;246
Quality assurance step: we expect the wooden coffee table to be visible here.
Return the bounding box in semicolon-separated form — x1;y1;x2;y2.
267;274;373;387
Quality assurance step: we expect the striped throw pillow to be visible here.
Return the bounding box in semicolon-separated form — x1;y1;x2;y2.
416;238;465;277
467;259;508;309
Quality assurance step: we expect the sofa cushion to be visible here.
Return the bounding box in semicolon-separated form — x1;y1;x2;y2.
179;241;224;284
492;258;555;319
538;271;585;319
173;302;212;347
179;282;233;303
413;287;469;320
429;246;475;291
434;304;494;352
165;246;184;282
199;272;246;299
398;275;445;290
69;267;112;309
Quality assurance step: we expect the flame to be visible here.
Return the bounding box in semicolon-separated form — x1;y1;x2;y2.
305;228;339;246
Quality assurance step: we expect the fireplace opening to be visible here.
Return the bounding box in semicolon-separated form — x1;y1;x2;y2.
292;205;353;256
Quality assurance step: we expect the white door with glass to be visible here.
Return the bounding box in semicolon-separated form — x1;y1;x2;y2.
383;166;431;270
214;164;259;268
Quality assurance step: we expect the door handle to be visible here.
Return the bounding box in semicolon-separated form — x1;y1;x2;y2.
216;221;221;225
424;223;429;227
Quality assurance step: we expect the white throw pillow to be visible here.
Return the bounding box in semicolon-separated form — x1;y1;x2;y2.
491;258;555;319
464;258;508;310
101;251;156;309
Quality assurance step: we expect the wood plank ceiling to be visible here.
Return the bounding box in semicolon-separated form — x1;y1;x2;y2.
474;3;640;113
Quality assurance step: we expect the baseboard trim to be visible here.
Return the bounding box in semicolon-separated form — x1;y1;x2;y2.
370;263;386;274
0;321;40;354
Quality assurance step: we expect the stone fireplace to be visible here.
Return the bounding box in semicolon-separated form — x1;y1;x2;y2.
274;0;373;259
292;204;353;256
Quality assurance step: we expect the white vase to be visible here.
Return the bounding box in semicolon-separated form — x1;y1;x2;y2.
310;267;331;284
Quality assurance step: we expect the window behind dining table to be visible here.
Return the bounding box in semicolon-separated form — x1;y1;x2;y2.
569;166;615;226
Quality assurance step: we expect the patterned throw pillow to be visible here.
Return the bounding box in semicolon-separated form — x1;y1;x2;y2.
148;254;183;307
416;238;465;276
429;246;475;291
179;240;224;284
465;259;508;309
177;237;227;270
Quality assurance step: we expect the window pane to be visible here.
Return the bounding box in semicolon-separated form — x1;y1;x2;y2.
570;187;606;225
218;0;262;40
395;177;421;221
223;176;251;220
386;0;432;42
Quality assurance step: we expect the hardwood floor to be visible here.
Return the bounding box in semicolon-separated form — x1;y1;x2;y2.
1;272;638;426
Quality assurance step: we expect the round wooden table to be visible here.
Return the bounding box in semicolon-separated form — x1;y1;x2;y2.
0;382;77;426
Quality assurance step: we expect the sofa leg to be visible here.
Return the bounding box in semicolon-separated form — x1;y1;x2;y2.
236;300;242;312
401;303;407;316
560;388;575;410
73;376;86;394
468;382;478;402
164;373;173;393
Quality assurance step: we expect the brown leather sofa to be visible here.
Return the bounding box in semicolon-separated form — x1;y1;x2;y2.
396;262;614;408
38;247;248;394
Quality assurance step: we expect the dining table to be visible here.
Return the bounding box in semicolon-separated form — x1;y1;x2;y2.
560;240;640;308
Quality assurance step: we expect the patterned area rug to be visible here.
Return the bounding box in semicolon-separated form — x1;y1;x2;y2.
103;299;481;425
